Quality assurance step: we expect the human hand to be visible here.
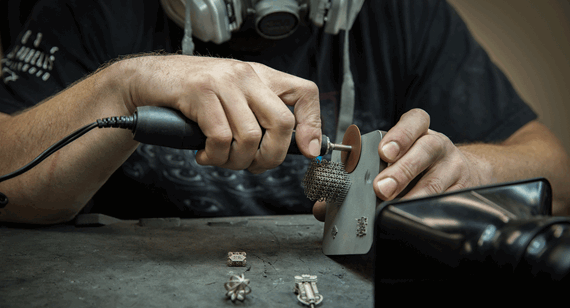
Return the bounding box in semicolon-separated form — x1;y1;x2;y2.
116;55;322;173
373;108;487;200
313;108;489;222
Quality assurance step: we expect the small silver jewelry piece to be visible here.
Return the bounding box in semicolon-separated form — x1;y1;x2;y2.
224;273;251;302
331;225;338;239
227;252;247;267
294;274;323;307
356;216;368;237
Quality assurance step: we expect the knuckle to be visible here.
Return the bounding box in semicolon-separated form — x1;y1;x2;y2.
309;114;323;131
397;159;419;183
229;61;256;78
407;108;430;124
399;128;416;147
419;134;446;158
451;181;468;191
422;177;446;195
193;73;216;92
246;126;263;144
295;80;320;103
449;151;466;169
303;80;319;95
210;128;233;146
239;126;263;146
421;132;454;160
273;110;296;131
246;61;265;71
299;113;322;133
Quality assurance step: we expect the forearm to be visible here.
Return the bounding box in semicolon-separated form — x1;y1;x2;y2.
459;121;570;215
0;63;139;224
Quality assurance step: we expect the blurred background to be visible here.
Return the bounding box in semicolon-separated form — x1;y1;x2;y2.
1;0;569;153
449;0;570;153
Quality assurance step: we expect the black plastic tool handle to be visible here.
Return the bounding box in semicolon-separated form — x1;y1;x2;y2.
132;106;327;155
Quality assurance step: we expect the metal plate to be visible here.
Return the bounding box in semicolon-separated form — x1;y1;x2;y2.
323;130;387;255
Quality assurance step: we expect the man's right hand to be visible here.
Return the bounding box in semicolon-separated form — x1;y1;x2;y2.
114;55;322;174
0;54;322;224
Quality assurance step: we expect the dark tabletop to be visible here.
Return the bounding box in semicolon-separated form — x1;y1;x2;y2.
0;214;374;308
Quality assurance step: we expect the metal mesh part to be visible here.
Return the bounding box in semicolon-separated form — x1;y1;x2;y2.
302;159;351;204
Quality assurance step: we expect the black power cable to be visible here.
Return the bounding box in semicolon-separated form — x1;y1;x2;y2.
0;115;135;208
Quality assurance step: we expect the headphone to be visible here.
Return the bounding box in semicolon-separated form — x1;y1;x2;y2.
160;0;365;44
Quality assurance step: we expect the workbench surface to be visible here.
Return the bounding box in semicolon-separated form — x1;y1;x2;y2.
0;215;374;307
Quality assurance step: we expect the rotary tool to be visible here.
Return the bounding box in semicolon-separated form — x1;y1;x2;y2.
124;106;352;156
0;106;352;207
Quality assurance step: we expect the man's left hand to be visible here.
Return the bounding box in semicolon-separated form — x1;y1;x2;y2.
313;108;491;221
374;108;488;200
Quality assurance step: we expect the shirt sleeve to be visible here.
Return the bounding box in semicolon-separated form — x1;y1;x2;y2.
384;0;538;144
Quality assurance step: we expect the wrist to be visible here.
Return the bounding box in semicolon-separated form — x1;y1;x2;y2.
458;144;496;186
106;57;141;115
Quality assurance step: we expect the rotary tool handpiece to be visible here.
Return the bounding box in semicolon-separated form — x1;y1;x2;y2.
0;106;351;207
131;106;349;156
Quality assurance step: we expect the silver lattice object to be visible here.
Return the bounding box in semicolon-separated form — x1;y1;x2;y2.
294;274;323;307
302;159;351;204
227;252;246;267
224;274;251;302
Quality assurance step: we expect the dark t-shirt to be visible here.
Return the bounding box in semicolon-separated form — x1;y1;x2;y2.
0;0;537;219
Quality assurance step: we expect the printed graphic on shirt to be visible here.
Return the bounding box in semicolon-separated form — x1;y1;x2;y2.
1;30;59;84
121;143;312;216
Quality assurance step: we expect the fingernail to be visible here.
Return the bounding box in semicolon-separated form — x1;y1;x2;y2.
309;138;321;157
377;177;397;198
382;142;400;161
